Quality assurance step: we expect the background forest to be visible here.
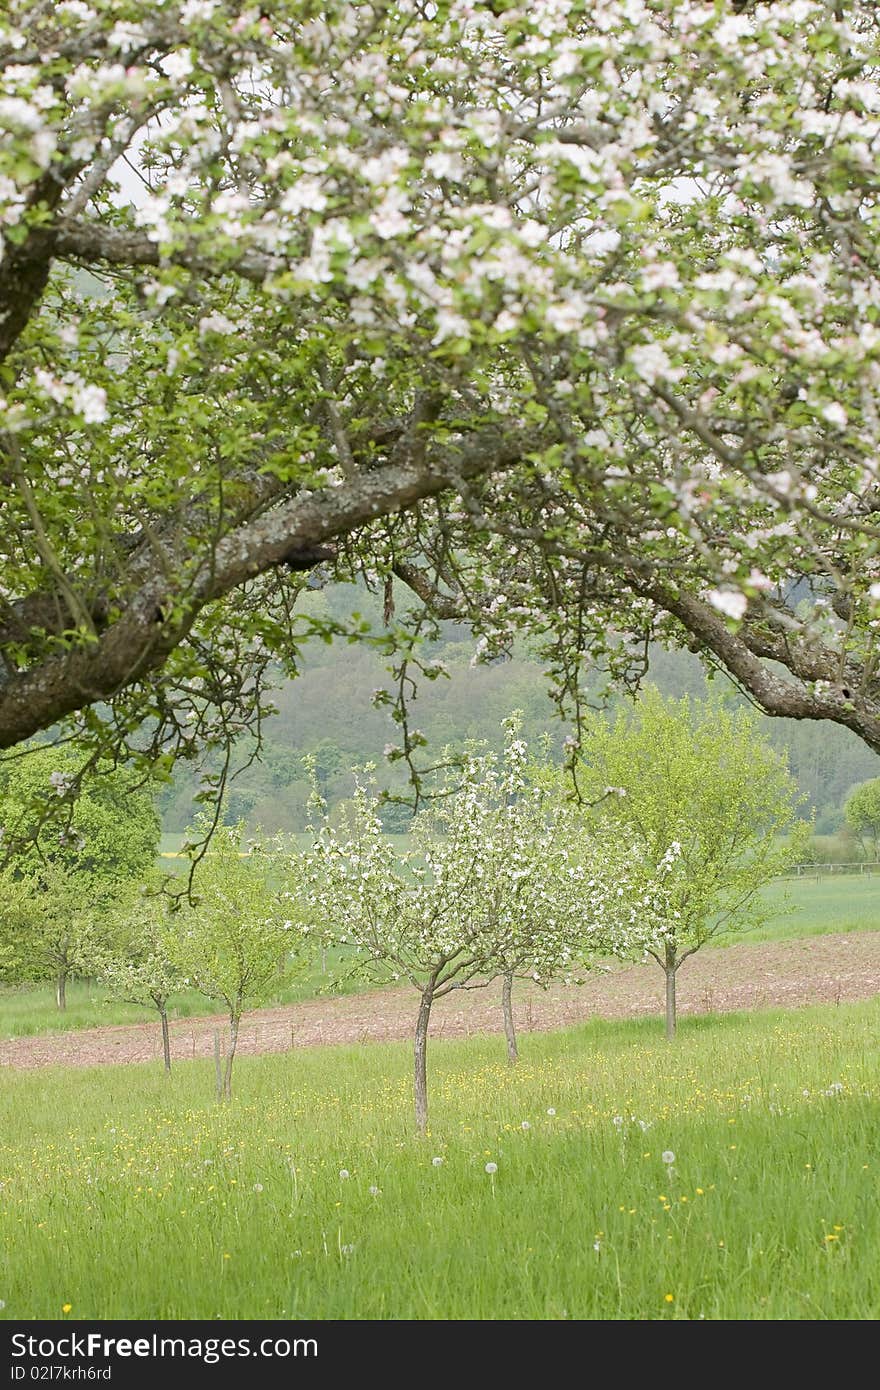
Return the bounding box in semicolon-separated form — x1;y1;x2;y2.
158;582;879;844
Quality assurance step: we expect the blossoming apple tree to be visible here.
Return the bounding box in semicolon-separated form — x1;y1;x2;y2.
299;719;662;1127
3;2;880;848
475;721;675;1065
91;894;185;1073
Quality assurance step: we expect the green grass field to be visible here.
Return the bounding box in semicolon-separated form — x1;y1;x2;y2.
716;875;880;945
2;875;877;1040
1;1001;878;1319
0;947;366;1039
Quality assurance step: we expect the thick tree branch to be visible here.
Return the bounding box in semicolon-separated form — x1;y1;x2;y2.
54;220;282;283
641;581;880;749
0;427;539;748
391;561;463;619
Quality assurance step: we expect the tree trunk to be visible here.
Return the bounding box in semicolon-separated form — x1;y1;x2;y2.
414;987;434;1134
222;1012;240;1101
160;1006;172;1075
502;969;518;1064
55;969;67;1012
664;949;677;1041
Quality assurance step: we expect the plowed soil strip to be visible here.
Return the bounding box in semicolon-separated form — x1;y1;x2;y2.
2;930;879;1071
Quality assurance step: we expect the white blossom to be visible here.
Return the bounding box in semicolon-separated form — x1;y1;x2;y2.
71;384;108;424
706;589;748;621
198;313;237;338
629;343;674;385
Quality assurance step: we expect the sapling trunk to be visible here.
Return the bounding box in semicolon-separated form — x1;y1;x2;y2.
223;1011;241;1101
502;968;518;1064
664;944;677;1041
413;987;434;1133
159;1005;172;1074
55;969;67;1012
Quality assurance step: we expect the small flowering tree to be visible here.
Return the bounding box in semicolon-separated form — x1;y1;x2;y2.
494;813;680;1065
91;897;184;1075
577;689;804;1039
165;821;303;1099
300;719;633;1127
300;759;497;1132
470;726;622;1065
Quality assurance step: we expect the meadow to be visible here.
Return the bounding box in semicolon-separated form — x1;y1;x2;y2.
0;946;363;1039
716;874;880;945
1;999;878;1320
2;874;877;1039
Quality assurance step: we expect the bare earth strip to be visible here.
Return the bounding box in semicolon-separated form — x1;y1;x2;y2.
2;930;879;1072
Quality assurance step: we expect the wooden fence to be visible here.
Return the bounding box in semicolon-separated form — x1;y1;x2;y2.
780;861;880;880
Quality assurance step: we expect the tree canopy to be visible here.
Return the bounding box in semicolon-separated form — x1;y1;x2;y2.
298;719;654;1125
165;820;301;1096
0;745;159;1000
0;742;159;876
3;1;880;837
844;778;880;859
574;688;803;1035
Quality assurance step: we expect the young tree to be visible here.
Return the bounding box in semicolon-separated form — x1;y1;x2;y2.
844;780;880;861
493;828;669;1066
577;689;804;1039
91;897;185;1074
482;732;642;1065
4;2;880;855
300;762;495;1132
300;721;635;1127
0;859;118;1009
165;822;301;1099
0;745;160;1005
